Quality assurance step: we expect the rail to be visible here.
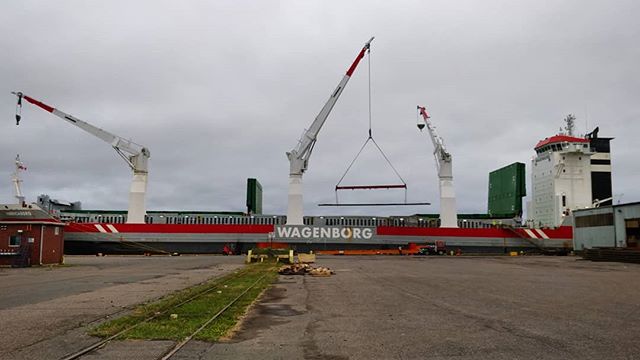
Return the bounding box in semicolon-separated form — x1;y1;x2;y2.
58;273;267;360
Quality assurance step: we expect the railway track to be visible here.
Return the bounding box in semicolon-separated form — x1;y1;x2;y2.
59;273;269;360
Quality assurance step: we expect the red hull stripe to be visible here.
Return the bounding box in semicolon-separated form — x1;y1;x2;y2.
376;226;573;239
65;223;572;239
66;223;275;234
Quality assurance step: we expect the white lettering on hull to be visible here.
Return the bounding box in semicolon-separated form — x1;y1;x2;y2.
276;226;374;241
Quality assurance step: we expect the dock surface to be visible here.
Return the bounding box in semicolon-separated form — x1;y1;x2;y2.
202;256;640;360
0;255;242;360
2;255;640;359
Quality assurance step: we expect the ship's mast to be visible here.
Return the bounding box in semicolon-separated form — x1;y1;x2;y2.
12;154;26;206
563;114;576;136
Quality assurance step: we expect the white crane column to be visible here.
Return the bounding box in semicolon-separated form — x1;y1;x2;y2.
286;174;304;225
128;172;148;223
437;160;458;227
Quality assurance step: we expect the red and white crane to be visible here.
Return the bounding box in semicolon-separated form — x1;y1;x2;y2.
12;92;150;224
286;37;374;225
417;106;458;228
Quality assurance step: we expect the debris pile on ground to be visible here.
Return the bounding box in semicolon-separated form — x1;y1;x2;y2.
308;267;333;277
278;263;334;276
278;263;309;275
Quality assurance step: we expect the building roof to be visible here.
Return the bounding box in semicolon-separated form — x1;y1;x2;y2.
573;201;640;214
534;135;589;150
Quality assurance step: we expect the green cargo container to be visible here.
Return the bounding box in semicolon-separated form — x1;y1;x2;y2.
246;178;263;215
487;162;526;217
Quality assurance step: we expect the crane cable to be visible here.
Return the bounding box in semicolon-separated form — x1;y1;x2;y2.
334;47;407;203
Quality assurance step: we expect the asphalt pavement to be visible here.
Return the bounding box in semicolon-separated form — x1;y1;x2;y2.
3;255;640;360
0;255;242;360
196;256;640;360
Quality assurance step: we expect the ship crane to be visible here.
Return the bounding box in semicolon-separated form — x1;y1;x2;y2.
12;92;150;224
417;106;458;228
286;37;374;225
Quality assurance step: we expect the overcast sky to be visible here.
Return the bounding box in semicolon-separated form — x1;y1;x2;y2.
1;0;638;218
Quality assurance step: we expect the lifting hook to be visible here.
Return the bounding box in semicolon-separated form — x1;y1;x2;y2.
11;91;23;126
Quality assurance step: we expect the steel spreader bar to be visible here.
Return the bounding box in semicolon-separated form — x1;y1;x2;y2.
318;202;431;207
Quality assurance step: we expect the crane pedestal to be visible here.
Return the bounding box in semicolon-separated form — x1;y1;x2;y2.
439;177;458;228
286;174;304;225
127;173;148;224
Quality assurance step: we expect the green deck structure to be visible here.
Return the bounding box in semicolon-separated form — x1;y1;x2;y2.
488;162;526;217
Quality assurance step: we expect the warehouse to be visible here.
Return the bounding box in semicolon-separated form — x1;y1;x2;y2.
573;201;640;251
0;204;65;266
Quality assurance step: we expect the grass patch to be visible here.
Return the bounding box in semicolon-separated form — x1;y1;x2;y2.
91;262;278;342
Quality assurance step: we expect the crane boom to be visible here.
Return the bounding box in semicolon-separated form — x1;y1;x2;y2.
13;92;150;223
417;106;458;228
285;37;374;225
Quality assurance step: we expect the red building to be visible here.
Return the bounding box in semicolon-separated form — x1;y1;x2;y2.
0;204;65;266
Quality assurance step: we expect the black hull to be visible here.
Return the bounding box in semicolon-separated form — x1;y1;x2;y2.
64;240;546;256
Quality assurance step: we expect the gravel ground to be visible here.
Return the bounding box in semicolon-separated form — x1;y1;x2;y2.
194;256;640;360
0;255;243;360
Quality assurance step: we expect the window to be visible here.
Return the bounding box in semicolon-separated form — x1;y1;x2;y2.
575;213;614;228
9;235;21;247
54;227;60;235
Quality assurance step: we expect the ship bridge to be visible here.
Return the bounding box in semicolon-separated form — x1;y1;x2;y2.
529;135;594;228
534;135;591;154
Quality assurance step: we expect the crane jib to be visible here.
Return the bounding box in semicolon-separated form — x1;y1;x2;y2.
23;96;54;113
346;48;367;77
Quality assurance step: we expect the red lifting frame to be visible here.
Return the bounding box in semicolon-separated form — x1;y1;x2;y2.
335;184;407;191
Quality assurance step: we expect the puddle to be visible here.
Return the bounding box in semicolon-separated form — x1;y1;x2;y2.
257;303;303;317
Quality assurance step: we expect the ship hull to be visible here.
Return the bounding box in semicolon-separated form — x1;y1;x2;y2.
63;223;573;255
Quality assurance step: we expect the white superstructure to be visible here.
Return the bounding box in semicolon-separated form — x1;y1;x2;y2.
528;135;593;227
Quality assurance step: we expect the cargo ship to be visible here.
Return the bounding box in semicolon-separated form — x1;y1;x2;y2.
58;211;573;255
7;41;611;255
53;122;610;255
7;111;608;255
12;118;611;255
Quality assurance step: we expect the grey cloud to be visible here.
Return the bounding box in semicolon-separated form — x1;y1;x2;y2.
1;0;638;218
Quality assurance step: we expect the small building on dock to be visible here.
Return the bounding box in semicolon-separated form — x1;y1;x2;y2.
0;204;65;266
573;201;640;251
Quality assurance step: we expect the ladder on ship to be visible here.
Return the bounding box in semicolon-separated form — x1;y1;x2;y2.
502;224;549;255
502;225;561;255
